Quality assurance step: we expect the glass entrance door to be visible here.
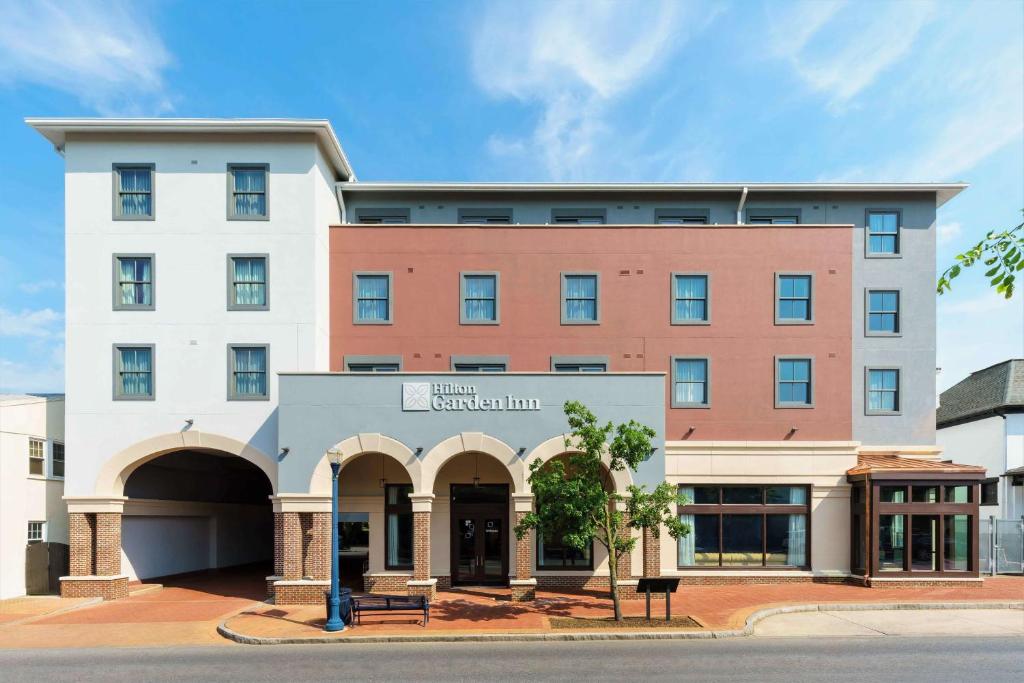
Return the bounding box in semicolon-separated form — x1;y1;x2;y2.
451;485;508;585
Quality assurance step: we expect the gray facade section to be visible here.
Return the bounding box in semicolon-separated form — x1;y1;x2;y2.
838;194;937;445
277;373;666;493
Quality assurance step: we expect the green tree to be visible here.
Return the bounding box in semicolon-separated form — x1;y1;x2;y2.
514;400;689;621
938;214;1023;299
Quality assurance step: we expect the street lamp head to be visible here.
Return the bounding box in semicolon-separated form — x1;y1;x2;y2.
328;450;343;466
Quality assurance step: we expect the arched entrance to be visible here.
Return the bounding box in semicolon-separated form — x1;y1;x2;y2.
120;448;273;596
433;451;517;586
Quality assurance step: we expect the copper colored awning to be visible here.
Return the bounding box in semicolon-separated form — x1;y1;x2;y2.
846;453;986;480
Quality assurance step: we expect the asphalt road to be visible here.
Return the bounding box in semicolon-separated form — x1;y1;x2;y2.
1;637;1022;682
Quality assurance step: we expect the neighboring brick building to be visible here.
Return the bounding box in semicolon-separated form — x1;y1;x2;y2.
27;118;986;603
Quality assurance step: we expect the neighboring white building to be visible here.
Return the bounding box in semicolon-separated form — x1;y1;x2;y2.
937;359;1024;520
0;394;67;598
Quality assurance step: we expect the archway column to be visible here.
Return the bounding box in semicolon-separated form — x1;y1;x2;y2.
510;493;536;601
407;494;436;599
270;495;331;604
61;497;129;600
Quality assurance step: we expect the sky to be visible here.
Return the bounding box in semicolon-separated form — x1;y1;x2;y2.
0;0;1022;395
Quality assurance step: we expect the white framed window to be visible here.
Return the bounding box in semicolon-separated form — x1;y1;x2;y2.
866;210;900;256
866;368;901;415
776;357;814;408
113;345;155;400
52;442;65;479
672;273;710;324
228;254;269;310
561;273;600;324
460;272;499;324
29;438;44;476
353;272;393;324
27;521;45;543
113;254;154;310
228;345;269;400
228;164;269;219
113;164;154;219
672;357;710;408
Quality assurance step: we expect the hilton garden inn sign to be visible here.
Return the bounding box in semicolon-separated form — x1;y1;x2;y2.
402;382;541;412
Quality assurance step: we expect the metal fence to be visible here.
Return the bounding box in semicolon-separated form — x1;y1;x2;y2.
980;517;1024;575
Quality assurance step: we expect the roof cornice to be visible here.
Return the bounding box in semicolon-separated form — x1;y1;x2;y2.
337;181;967;206
24;117;355;180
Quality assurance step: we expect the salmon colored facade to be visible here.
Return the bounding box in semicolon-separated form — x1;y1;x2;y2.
329;224;853;441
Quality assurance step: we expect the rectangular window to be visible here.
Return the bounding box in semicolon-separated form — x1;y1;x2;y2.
461;273;499;324
748;209;800;225
672;274;709;323
879;514;906;571
775;274;813;323
678;485;809;568
655;209;709;224
538;531;593;569
385;484;413;570
29;438;44;476
52;442;64;478
553;362;607;372
229;345;269;400
943;514;970;571
561;273;599;323
345;356;402;372
113;255;154;310
981;479;999;506
114;345;154;400
339;513;370;552
355;208;410;224
27;521;44;543
228;255;269;310
672;357;709;407
113;164;154;219
866;368;900;414
453;362;507;372
458;208;513;224
228;164;268;219
353;273;393;324
866;290;900;334
867;210;900;255
776;357;813;407
551;209;606;224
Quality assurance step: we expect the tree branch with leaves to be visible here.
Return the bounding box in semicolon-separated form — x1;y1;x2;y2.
514;400;688;621
938;214;1023;299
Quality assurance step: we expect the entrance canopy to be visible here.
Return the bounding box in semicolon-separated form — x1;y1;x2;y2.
276;372;665;494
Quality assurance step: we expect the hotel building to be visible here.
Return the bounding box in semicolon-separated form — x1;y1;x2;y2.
28;118;985;603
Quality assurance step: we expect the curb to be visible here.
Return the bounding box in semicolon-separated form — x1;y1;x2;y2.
217;600;1024;645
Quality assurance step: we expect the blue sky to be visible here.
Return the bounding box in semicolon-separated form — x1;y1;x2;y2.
0;0;1021;394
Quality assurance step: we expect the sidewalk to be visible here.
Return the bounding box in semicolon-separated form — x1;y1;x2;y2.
754;607;1024;637
221;576;1024;643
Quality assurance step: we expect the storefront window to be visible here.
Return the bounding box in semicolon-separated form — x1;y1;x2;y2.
945;486;971;503
912;486;939;503
339;513;369;552
878;514;905;571
537;532;592;569
943;515;969;571
385;484;413;569
677;485;810;568
910;515;938;570
879;486;906;503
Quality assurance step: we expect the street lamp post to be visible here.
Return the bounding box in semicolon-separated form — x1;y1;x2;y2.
324;452;345;632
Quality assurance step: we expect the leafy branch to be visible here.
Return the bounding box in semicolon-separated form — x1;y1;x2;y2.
938;214;1023;299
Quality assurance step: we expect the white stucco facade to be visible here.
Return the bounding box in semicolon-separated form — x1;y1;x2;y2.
938;414;1024;519
0;394;67;599
60;130;343;499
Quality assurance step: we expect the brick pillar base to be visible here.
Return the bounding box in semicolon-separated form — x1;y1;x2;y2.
615;511;632;580
643;527;661;577
63;510;127;600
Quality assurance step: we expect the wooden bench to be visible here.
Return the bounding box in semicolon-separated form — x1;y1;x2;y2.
352;594;430;626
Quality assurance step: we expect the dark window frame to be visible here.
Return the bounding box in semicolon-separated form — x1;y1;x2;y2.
677;484;812;570
385;483;414;570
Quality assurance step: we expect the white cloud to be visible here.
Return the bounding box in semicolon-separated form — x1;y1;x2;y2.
471;0;720;179
0;307;63;338
937;221;962;246
0;346;64;394
767;0;934;112
0;0;174;115
17;279;61;294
